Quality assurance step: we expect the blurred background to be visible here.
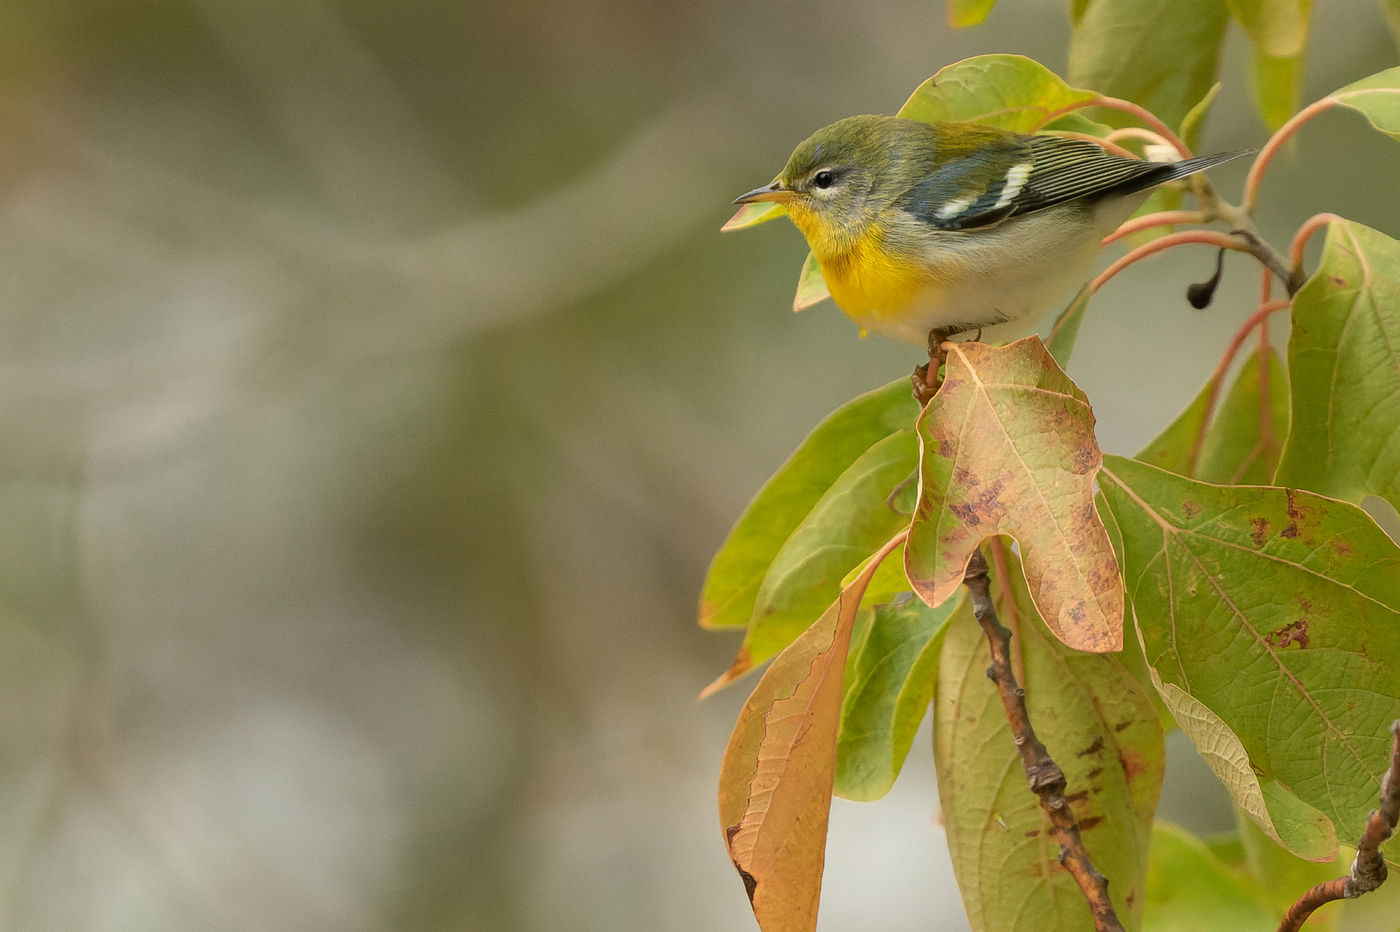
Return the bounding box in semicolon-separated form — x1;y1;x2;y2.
2;0;1399;929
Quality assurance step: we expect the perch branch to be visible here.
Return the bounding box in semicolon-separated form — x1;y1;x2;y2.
962;547;1125;932
1276;720;1400;932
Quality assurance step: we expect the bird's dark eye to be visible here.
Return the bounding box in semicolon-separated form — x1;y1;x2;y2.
812;169;836;190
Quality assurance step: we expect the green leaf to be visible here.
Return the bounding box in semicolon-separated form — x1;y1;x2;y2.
1178;82;1221;148
1327;66;1400;140
1276;219;1400;513
1235;806;1344;927
1136;375;1213;478
1227;0;1311;57
1099;455;1400;860
1251;47;1305;131
699;379;917;631
897;54;1098;132
835;592;961;801
1143;822;1279;931
947;0;998;27
905;338;1123;652
793;251;829;311
1145;670;1336;859
1139;345;1289;483
1069;0;1230;130
1384;0;1400;53
1197;346;1288;485
707;429;919;691
1044;284;1091;366
934;549;1163;931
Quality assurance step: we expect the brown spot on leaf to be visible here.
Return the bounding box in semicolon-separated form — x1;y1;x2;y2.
948;477;1007;527
1281;489;1312;541
1069;443;1098;475
1024;829;1041;838
1118;749;1149;780
1085;766;1104;780
1065;790;1090;804
1112;720;1132;733
1331;538;1353;557
1182;500;1201;519
1267;619;1310;649
1078;736;1105;757
1330;275;1347;287
1078;815;1105;832
1250;517;1270;548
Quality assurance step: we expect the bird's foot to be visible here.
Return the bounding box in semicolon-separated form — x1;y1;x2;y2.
912;328;954;407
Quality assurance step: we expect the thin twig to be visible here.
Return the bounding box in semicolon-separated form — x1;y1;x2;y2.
961;548;1125;932
1276;720;1400;932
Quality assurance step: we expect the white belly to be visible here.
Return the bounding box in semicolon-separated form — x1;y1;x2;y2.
844;198;1140;345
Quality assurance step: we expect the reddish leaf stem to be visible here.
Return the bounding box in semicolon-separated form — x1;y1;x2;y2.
1245;98;1338;214
1289;213;1343;284
1091;230;1250;294
1276;720;1400;932
1100;210;1210;246
1091;95;1192;159
961;547;1125;932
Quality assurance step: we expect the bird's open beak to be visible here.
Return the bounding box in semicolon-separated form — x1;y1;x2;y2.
733;180;795;205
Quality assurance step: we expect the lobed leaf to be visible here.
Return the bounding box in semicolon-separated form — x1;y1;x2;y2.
905;338;1124;652
717;538;898;932
1069;0;1230;130
1276;218;1400;514
706;428;919;691
834;592;961;801
699;379;917;632
933;549;1162;931
1099;455;1400;860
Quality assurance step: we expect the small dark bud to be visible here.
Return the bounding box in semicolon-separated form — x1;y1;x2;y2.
1187;247;1227;309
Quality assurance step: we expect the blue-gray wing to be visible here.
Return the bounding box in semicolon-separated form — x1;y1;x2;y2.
900;136;1248;232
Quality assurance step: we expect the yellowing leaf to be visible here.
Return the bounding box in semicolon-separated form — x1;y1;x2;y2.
717;536;900;932
793;251;830;311
1099;455;1400;860
905;338;1124;652
934;549;1162;930
1276;218;1400;513
1227;0;1311;57
722;201;786;232
947;0;997;28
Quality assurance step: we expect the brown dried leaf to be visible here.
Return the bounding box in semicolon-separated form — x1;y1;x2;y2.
717;535;903;931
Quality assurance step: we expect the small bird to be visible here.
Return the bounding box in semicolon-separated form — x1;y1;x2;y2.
734;115;1248;346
